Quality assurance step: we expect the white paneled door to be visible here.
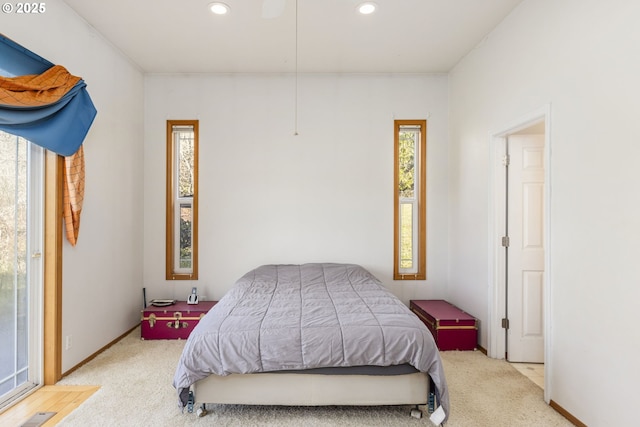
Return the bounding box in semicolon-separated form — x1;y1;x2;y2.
507;134;545;363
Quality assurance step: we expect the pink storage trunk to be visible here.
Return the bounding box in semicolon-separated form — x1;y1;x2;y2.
141;301;216;340
410;300;478;351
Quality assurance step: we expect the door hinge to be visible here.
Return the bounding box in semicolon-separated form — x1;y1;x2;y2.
501;236;510;247
501;318;510;329
502;154;510;166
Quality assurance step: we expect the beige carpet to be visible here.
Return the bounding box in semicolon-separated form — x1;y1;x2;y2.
56;327;572;426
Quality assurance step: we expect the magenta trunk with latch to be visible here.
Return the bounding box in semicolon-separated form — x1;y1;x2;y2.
141;301;217;340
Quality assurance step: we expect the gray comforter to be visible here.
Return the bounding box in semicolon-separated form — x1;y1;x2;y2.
173;263;449;420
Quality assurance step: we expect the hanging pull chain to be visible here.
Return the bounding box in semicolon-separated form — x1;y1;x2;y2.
294;0;299;136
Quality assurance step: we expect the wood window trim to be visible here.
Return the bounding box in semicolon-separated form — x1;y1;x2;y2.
165;120;199;281
393;119;427;281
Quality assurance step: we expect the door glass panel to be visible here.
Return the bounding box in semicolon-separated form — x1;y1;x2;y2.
0;131;42;408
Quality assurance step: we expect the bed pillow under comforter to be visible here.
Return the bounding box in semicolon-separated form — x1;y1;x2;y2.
173;263;449;419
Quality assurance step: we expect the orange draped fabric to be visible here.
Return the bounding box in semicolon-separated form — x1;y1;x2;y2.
0;64;81;106
0;64;86;245
63;145;85;246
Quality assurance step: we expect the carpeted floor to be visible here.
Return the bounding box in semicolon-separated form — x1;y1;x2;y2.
56;327;573;426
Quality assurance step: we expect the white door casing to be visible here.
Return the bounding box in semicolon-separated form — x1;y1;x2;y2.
488;104;552;402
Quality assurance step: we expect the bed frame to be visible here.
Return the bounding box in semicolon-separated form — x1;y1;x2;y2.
190;371;430;418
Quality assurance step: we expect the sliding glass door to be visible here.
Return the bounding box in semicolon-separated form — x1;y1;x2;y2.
0;131;43;409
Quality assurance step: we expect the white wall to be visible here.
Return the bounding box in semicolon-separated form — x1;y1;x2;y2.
0;0;145;371
144;73;450;304
448;0;640;425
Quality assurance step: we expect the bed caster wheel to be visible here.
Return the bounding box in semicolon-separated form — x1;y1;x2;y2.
196;406;208;417
186;391;195;413
410;407;423;419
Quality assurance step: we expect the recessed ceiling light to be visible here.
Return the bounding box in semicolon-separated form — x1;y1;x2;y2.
357;2;377;15
209;2;230;15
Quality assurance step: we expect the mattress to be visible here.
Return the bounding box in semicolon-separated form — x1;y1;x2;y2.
263;363;419;376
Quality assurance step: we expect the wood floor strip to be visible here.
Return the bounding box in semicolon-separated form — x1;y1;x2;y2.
0;385;99;426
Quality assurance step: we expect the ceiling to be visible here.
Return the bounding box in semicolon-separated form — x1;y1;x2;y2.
62;0;524;74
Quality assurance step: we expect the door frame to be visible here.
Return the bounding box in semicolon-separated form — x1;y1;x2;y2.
44;151;63;385
487;104;552;403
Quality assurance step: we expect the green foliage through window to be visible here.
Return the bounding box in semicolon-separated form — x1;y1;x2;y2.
398;130;416;198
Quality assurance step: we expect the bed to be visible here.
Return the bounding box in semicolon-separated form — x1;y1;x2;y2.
173;263;450;423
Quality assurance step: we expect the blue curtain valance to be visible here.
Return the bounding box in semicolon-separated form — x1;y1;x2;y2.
0;34;97;156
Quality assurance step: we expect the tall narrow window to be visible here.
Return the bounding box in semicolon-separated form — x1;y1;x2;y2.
166;121;198;280
394;120;426;280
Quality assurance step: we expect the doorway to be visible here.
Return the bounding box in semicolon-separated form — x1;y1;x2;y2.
0;132;44;410
489;105;551;400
